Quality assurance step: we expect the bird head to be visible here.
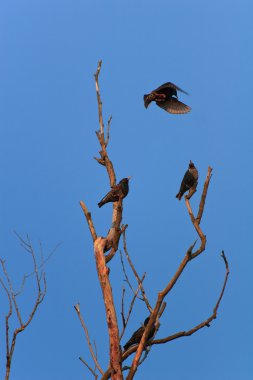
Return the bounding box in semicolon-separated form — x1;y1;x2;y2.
144;316;151;326
189;161;195;169
120;176;132;183
120;177;131;184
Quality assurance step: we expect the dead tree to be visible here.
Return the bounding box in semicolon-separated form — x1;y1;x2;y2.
0;234;47;380
76;61;229;380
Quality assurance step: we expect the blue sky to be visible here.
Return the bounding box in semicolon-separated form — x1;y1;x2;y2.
0;1;252;379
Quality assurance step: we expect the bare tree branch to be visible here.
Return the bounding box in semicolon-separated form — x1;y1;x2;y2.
0;235;47;380
80;201;97;242
119;250;143;302
74;304;104;375
196;166;213;224
94;60;104;136
151;251;230;345
122;230;152;313
118;251;230;375
119;274;146;341
125;166;213;380
0;277;12;359
94;61;116;187
105;116;112;147
79;356;98;380
0;259;23;326
79;60;125;380
81;61;125;259
121;286;126;329
94;237;123;379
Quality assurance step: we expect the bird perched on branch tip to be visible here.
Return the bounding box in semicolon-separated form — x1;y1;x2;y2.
144;82;191;114
176;161;198;200
98;177;131;208
123;316;155;351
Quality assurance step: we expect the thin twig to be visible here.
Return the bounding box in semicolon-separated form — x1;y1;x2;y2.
93;340;99;378
94;60;104;135
122;230;152;312
74;304;104;375
94;61;116;187
105;116;112;147
120;274;146;341
0;259;23;326
79;356;98;380
120;250;143;301
121;287;126;329
0;277;12;357
1;234;47;380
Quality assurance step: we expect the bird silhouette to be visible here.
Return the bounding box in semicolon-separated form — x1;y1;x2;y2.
98;178;130;208
144;82;191;114
123;316;155;351
176;161;198;200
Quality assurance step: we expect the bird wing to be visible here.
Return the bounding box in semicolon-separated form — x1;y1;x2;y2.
182;170;195;189
124;326;144;350
154;82;189;95
156;98;191;114
110;184;122;197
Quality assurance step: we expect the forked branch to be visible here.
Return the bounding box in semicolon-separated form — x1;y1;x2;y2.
0;235;47;380
125;166;214;380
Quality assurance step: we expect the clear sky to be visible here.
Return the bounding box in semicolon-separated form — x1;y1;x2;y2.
0;1;252;379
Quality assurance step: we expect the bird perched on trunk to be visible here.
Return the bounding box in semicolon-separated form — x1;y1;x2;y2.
143;82;191;114
98;177;130;208
176;161;198;200
123;316;155;351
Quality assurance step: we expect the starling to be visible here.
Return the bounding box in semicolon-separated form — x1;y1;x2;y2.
123;316;155;351
176;161;198;200
143;82;191;114
98;177;130;208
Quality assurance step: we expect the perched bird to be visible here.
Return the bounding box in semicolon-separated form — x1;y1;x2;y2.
123;316;155;351
176;161;198;200
143;82;191;114
98;177;130;208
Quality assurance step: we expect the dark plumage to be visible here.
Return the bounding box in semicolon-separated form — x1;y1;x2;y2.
98;178;130;208
123;316;155;351
176;161;198;200
143;82;191;114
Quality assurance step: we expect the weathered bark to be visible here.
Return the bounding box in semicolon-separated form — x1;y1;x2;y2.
94;237;123;380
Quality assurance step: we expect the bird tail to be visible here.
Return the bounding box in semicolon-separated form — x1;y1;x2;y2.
98;201;104;208
176;192;182;200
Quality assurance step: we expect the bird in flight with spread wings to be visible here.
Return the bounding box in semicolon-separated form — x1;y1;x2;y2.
143;82;191;114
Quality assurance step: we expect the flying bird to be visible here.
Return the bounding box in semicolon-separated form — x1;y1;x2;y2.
98;177;130;208
143;82;191;114
123;316;155;351
176;161;198;200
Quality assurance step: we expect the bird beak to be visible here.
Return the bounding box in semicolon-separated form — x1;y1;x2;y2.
128;176;132;180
